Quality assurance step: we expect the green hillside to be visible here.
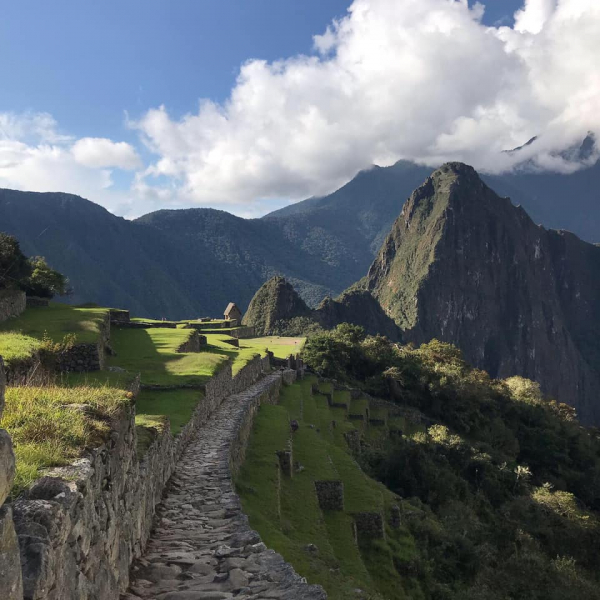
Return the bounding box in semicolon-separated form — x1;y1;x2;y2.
236;375;426;600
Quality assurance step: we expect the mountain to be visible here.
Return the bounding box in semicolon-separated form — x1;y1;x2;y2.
1;146;599;319
363;163;600;425
243;275;401;340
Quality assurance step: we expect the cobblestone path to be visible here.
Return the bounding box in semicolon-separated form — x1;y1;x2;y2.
122;372;326;600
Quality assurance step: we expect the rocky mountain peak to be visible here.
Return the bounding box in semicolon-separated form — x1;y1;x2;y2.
364;163;600;424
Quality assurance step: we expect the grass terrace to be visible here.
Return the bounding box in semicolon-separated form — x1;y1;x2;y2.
236;375;419;600
0;303;109;364
0;384;131;496
108;327;228;386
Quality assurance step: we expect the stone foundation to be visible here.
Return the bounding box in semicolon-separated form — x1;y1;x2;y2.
0;290;26;323
353;512;385;541
229;326;256;339
314;480;344;511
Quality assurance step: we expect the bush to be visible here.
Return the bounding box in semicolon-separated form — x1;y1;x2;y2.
21;256;69;298
0;232;31;289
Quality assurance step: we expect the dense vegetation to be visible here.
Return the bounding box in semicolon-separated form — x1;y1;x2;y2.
301;325;600;599
0;232;68;297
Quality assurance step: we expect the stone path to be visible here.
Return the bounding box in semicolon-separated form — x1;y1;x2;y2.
123;372;327;600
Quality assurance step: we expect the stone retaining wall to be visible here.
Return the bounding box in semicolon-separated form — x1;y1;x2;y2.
25;297;49;309
109;309;130;325
0;356;23;600
175;330;206;353
7;355;273;600
0;290;26;323
229;326;256;339
56;313;110;373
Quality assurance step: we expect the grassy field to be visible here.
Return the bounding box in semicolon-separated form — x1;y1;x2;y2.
235;375;419;599
0;384;130;495
108;327;228;386
0;303;108;346
0;332;41;363
136;388;202;434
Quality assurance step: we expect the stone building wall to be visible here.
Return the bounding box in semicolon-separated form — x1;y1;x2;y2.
0;356;24;600
0;290;26;323
7;355;273;600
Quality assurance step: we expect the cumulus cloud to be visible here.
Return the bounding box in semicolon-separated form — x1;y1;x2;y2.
72;137;141;170
0;112;139;215
130;0;600;207
2;0;600;216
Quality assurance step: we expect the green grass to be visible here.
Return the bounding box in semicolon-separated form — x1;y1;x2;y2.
242;336;305;359
135;414;169;457
108;328;228;386
0;384;130;496
0;302;108;345
236;375;418;599
136;389;203;434
0;332;41;363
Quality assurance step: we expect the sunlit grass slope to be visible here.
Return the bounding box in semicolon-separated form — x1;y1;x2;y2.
236;375;421;600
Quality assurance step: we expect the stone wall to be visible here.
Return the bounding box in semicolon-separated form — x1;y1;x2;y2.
229;326;256;339
7;355;273;600
314;481;344;511
25;297;49;309
109;309;130;325
56;313;110;373
0;356;24;600
229;370;293;475
0;290;26;323
353;512;385;541
176;330;206;353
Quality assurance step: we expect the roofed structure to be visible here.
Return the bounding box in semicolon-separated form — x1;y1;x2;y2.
224;302;243;321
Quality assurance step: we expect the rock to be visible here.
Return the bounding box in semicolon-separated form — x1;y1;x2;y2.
0;430;15;506
0;506;23;600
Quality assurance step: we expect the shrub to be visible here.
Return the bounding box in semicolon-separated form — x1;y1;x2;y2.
0;232;31;289
21;256;70;298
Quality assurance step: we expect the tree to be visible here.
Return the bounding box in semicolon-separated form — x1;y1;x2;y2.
0;232;31;289
22;256;69;298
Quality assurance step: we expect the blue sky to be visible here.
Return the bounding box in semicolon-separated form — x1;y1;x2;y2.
0;0;596;217
1;1;520;138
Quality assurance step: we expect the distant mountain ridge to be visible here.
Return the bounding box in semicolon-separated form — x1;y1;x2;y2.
363;163;600;424
0;149;599;319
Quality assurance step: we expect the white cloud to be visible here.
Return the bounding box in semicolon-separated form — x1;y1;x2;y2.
72;137;141;170
129;0;600;207
2;0;600;216
0;112;141;216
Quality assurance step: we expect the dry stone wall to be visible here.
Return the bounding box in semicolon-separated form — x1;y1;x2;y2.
6;356;274;600
0;290;26;323
56;313;110;373
125;370;327;600
0;356;23;600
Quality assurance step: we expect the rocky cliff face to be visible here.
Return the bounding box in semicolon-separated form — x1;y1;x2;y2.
366;163;600;424
244;276;401;340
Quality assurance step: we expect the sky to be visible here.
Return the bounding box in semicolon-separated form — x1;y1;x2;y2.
0;0;598;218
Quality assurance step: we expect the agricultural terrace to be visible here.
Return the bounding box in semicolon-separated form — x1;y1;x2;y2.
0;301;305;495
236;375;422;600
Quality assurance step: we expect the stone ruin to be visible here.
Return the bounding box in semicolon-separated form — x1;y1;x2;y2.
314;480;344;511
353;511;385;541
